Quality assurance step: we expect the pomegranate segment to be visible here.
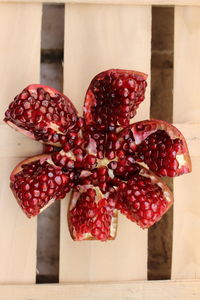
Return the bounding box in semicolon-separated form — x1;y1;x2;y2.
68;185;118;241
84;69;147;129
10;154;72;218
116;166;173;228
4;84;78;146
116;119;191;177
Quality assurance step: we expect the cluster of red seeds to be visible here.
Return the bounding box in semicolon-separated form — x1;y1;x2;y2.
136;130;185;177
11;160;71;217
5;87;78;144
116;175;169;228
90;71;147;127
80;167;114;193
69;187;117;241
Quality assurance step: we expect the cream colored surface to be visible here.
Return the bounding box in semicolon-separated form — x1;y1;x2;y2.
172;7;200;279
63;4;151;122
173;7;200;124
1;0;200;5
0;124;43;158
0;280;200;300
0;3;42;283
60;4;151;282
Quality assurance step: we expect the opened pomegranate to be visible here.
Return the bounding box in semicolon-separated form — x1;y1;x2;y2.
4;68;191;241
4;84;78;146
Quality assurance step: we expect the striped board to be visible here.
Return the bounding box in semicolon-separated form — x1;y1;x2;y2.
0;1;199;299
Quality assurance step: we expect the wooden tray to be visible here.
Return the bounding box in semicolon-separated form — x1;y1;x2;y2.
0;1;200;299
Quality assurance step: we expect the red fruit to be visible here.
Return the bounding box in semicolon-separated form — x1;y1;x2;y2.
4;84;78;146
84;69;147;129
4;69;192;237
68;185;117;241
10;154;71;217
116;164;173;228
116;119;191;177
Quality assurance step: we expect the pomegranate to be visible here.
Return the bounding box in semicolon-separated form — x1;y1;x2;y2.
4;84;78;146
68;185;117;241
10;154;73;217
4;69;191;241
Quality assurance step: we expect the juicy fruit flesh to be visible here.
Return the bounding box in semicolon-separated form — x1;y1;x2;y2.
115;120;191;177
83;69;147;160
69;186;117;241
11;158;70;217
4;86;78;145
137;130;186;177
4;70;192;241
84;69;147;128
116;171;173;228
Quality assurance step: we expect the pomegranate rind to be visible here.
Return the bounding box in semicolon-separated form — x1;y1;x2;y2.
116;164;173;229
84;69;148;126
119;119;192;176
4;84;78;146
68;185;118;241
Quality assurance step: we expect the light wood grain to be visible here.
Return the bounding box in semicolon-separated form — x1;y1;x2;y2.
1;0;200;6
60;4;151;282
172;7;200;280
0;280;200;300
0;3;42;283
0;123;43;158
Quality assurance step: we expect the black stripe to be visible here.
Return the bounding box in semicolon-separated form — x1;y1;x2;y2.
41;49;63;64
148;6;174;280
36;4;65;284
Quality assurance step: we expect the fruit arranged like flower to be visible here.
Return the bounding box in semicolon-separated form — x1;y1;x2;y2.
4;69;191;241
